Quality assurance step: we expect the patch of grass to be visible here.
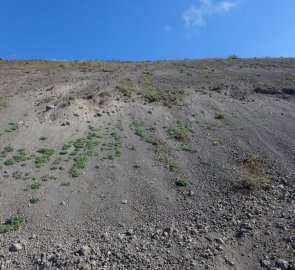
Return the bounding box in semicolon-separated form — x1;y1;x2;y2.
35;155;50;168
2;145;14;154
4;158;15;166
30;197;40;204
168;121;193;142
28;182;41;190
69;154;88;177
227;54;238;59
117;80;136;97
241;153;265;175
176;178;188;187
39;136;48;141
60;181;70;187
169;163;178;172
133;120;154;143
12;171;23;179
144;85;164;102
13;149;30;162
0;215;25;234
235;177;269;191
52;158;61;165
37;148;55;156
62;143;72;151
5;122;18;133
95;112;102;117
41;174;57;181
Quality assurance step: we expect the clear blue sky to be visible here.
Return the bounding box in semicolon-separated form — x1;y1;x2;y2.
1;0;295;60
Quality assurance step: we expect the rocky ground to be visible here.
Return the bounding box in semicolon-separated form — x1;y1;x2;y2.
0;58;294;269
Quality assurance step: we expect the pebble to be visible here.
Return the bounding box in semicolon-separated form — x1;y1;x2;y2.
276;259;288;270
9;243;22;252
121;199;128;204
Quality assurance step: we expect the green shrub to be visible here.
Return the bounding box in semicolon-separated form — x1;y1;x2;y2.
0;215;25;233
176;178;188;187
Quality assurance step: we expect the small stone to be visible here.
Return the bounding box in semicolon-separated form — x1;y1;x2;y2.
121;199;128;204
60;201;66;206
9;243;22;252
79;245;92;256
261;260;271;268
215;238;225;245
276;259;289;270
46;105;55;111
188;190;194;196
126;229;134;236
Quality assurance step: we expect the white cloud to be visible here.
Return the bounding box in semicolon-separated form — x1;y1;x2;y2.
183;0;238;27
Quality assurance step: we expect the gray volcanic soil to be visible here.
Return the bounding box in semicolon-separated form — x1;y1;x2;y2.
0;58;294;269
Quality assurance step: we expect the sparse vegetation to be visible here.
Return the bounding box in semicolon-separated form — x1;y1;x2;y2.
41;174;57;181
27;182;41;190
60;181;70;187
235;177;269;191
169;163;178;172
227;54;238;59
39;136;48;141
69;155;88;177
30;197;40;204
176;178;188;187
0;215;25;234
168;121;193;142
133;120;154;143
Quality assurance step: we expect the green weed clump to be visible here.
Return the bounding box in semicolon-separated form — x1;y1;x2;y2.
28;182;41;190
0;215;25;233
69;155;88;177
133;120;154;143
168;121;193;142
30;197;40;204
176;178;189;187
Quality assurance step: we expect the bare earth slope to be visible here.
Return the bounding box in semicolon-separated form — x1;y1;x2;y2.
0;58;294;269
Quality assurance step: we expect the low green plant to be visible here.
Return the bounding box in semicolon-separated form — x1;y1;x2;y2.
39;136;48;141
13;149;30;162
60;181;70;187
2;145;14;154
37;148;55;156
133;120;154;143
227;54;238;59
4;158;15;166
35;155;50;168
168;121;192;142
28;182;41;190
69;155;88;177
30;197;40;204
235;177;269;191
176;178;188;187
169;163;178;172
41;174;57;181
0;215;25;233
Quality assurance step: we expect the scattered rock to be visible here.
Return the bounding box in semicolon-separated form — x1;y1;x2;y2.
261;259;271;268
215;238;225;245
9;243;22;252
121;199;128;204
276;259;289;270
46;105;55;111
78;245;92;256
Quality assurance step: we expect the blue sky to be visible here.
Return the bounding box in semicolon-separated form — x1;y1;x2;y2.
1;0;295;60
